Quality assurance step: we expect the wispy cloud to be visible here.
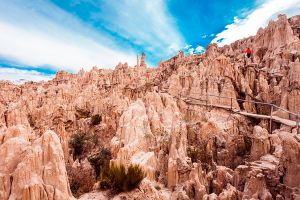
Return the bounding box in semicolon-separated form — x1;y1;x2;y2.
0;67;54;83
0;1;137;72
212;0;300;46
91;0;185;57
0;0;185;74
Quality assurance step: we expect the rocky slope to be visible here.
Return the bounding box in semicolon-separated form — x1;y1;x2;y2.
0;14;300;200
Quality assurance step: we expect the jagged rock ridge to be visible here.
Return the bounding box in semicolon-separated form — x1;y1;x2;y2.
0;14;300;199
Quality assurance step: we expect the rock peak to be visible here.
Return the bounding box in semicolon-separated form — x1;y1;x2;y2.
139;52;147;68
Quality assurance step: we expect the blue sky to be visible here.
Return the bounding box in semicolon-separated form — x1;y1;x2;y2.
0;0;300;82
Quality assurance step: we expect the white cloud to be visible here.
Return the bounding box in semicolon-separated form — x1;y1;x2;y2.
188;48;195;55
212;0;300;46
195;46;205;53
0;0;181;72
184;44;192;50
0;67;54;83
91;0;185;57
185;45;205;55
0;21;136;72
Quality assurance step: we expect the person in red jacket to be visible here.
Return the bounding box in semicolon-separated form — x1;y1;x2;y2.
245;47;252;58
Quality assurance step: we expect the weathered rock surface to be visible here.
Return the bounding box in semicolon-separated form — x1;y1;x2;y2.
0;126;74;200
0;14;300;199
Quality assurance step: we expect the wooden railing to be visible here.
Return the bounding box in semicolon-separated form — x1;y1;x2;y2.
180;93;300;135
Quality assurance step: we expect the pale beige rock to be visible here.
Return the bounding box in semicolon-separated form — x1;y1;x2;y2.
243;170;272;200
6;103;30;128
187;163;208;199
79;180;171;200
0;127;74;200
212;166;234;195
287;89;300;120
218;184;239;200
111;99;157;180
278;131;300;188
250;126;270;161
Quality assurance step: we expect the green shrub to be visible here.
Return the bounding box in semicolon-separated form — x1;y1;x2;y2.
198;148;212;167
155;170;160;181
154;185;161;190
98;161;111;189
91;114;102;126
201;115;208;122
187;146;212;170
244;135;252;154
69;132;87;160
125;164;146;191
88;148;112;179
187;147;199;163
99;163;146;192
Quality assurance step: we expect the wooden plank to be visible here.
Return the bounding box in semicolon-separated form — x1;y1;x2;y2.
184;98;298;127
182;96;299;128
236;111;271;120
272;116;297;127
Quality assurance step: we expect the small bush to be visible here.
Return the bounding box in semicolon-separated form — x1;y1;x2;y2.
154;185;161;190
244;136;252;154
155;170;160;181
198;148;212;167
99;163;146;193
91;114;102;126
201;115;208;123
187;147;199;163
125;164;146;191
187;146;212;170
69;132;87;160
88;148;112;179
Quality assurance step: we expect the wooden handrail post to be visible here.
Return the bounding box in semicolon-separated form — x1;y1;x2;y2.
297;115;299;135
269;105;273;134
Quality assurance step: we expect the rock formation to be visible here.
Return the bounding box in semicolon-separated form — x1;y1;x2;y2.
139;52;147;68
0;14;300;199
0;126;74;200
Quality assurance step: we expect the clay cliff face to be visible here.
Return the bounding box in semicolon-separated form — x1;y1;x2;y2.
1;14;300;200
0;126;74;200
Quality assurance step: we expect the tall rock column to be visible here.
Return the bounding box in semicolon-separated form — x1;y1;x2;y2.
250;126;270;161
111;100;157;180
140;53;147;68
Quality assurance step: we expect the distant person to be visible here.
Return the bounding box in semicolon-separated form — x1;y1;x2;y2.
245;47;252;58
